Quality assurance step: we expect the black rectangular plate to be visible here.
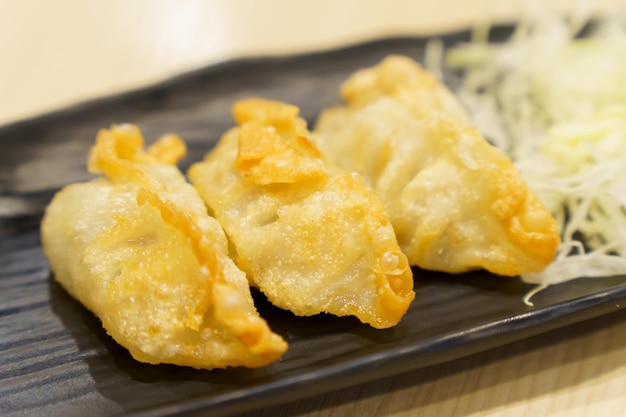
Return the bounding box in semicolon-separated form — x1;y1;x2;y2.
2;25;626;417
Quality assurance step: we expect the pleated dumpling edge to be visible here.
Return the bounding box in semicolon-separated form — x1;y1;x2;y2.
188;99;416;329
41;125;287;369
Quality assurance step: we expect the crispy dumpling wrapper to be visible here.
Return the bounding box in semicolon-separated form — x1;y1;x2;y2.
314;56;560;276
188;99;415;329
41;125;287;369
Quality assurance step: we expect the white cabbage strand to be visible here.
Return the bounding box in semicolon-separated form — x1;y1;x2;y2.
445;12;626;303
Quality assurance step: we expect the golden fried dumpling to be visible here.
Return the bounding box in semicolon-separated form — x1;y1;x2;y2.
188;99;415;329
314;56;560;276
41;125;287;369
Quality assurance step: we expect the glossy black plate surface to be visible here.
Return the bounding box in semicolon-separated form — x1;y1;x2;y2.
2;26;626;417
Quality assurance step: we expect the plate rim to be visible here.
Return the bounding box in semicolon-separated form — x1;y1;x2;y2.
127;283;626;417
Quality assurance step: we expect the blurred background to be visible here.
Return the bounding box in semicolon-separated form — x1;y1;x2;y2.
1;0;624;126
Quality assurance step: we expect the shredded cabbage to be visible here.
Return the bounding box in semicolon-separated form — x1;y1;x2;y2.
445;11;626;303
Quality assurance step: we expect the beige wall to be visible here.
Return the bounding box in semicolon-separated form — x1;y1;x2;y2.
1;0;624;124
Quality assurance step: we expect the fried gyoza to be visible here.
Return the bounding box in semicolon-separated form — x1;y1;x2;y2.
314;56;560;276
41;125;287;369
188;99;415;329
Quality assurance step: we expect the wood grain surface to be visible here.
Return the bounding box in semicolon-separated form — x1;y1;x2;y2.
245;311;626;417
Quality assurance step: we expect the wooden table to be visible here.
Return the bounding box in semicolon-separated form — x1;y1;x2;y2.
240;312;626;417
2;1;625;416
